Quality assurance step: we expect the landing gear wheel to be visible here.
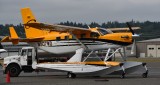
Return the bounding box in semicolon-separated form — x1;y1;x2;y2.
121;72;125;79
142;70;148;78
142;72;148;78
6;64;21;77
67;72;76;78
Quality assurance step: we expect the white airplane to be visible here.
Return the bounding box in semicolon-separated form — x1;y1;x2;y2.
35;47;148;78
1;7;140;55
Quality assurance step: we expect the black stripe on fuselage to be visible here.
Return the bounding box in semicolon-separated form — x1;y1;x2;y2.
80;38;132;46
48;38;132;46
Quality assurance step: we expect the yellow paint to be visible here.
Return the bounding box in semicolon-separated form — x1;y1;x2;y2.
21;8;79;41
2;27;19;44
85;61;120;66
21;8;47;38
1;7;133;45
105;61;120;66
90;27;102;35
41;61;120;66
99;33;132;43
9;27;19;45
1;36;10;42
9;27;18;39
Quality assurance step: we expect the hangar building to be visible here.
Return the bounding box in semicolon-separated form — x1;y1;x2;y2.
136;38;160;58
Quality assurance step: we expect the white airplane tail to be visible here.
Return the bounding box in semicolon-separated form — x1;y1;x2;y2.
67;48;84;62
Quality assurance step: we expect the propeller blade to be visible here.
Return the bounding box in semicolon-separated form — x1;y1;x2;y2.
131;40;136;54
126;22;135;35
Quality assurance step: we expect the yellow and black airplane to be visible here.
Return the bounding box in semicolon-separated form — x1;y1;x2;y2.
1;8;140;54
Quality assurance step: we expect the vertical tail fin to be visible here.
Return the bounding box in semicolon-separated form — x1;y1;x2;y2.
9;27;19;44
67;48;84;62
21;8;46;38
21;8;36;24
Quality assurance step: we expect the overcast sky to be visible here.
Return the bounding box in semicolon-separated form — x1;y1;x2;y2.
0;0;160;25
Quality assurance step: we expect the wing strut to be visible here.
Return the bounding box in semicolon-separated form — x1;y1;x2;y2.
69;32;88;50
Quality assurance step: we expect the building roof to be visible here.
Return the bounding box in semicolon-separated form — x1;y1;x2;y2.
138;38;160;43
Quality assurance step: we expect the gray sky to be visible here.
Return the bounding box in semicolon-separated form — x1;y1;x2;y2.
0;0;160;25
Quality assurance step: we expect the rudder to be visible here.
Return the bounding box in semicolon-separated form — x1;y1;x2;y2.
21;8;46;38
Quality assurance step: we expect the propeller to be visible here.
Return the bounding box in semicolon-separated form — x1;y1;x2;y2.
131;40;136;54
126;22;139;55
127;22;140;39
126;22;135;35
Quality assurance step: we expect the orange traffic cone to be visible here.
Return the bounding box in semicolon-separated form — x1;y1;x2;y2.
6;71;10;83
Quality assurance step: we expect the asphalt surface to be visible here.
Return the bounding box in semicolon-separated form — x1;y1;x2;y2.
0;62;160;85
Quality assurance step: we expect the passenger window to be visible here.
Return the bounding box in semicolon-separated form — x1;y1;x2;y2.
81;34;86;38
90;32;99;38
56;37;61;41
65;36;69;40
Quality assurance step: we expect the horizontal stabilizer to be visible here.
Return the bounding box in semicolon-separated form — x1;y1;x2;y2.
1;36;19;45
1;36;10;42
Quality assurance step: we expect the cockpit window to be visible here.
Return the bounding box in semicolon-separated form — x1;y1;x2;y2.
97;28;112;35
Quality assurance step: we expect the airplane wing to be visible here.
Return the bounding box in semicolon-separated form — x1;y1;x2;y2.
108;27;140;32
24;22;140;33
24;22;91;34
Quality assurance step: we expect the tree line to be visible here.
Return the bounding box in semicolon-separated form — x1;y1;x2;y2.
1;20;160;40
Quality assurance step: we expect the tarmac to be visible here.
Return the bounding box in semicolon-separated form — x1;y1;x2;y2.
0;62;160;85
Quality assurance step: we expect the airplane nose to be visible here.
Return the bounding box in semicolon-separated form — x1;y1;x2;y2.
126;22;140;39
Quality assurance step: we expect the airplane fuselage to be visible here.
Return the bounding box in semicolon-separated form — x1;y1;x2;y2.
29;40;126;54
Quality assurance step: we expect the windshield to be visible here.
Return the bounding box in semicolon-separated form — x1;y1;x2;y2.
97;28;113;35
